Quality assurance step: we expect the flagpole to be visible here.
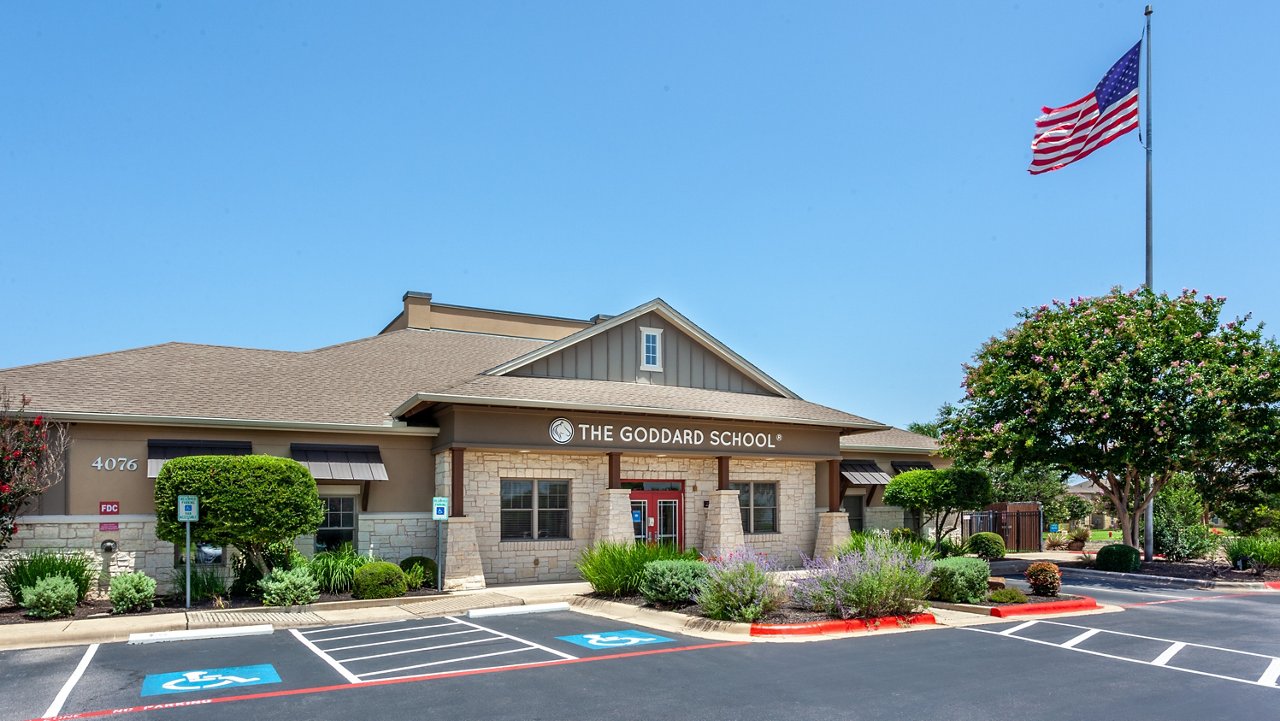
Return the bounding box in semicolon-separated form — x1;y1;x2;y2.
1143;3;1156;562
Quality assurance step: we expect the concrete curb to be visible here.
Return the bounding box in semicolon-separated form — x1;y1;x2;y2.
750;614;935;636
1057;567;1276;590
930;596;1116;618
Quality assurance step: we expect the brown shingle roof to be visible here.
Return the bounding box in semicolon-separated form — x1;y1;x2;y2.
0;330;546;426
841;427;940;453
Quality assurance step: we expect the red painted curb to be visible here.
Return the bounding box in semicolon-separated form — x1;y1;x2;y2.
989;596;1098;618
749;613;935;636
1265;581;1280;590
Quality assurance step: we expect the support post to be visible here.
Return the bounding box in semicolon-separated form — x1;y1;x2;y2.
184;521;191;609
717;456;730;491
450;447;465;517
608;452;621;490
828;459;841;513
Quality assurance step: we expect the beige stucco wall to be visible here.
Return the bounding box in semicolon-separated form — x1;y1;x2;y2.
43;423;434;517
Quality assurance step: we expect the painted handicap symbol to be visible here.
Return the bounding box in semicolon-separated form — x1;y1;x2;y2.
161;670;261;691
141;664;281;697
557;630;674;649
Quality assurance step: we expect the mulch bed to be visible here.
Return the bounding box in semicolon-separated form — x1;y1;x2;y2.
0;587;445;625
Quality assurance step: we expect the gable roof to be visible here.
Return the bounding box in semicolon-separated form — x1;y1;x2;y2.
483;298;799;399
840;427;941;454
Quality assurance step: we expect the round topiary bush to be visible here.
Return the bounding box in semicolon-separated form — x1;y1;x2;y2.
1024;561;1061;596
352;561;408;600
1095;543;1141;573
966;532;1006;560
399;556;438;589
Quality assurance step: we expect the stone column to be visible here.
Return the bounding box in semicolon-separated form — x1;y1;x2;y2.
595;488;635;544
814;511;851;558
702;489;745;558
441;517;486;591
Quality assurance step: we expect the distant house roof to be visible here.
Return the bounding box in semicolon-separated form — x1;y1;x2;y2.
840;427;940;454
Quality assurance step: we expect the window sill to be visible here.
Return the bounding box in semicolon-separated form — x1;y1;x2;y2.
744;531;782;536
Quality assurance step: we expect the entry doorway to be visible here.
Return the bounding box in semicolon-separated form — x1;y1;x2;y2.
842;493;865;533
622;480;684;549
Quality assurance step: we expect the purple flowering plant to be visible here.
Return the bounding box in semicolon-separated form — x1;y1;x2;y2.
791;534;933;620
694;548;784;623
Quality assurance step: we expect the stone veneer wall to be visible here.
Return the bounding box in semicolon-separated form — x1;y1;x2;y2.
442;451;820;585
0;515;176;603
297;512;438;563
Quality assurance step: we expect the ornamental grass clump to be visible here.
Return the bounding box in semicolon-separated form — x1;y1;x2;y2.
309;544;373;594
577;541;699;597
1;549;97;604
792;535;934;620
695;549;783;622
837;530;933;564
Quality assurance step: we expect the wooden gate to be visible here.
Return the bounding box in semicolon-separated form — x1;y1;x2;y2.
963;502;1043;552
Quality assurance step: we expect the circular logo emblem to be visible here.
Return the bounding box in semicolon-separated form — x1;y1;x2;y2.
549;417;575;445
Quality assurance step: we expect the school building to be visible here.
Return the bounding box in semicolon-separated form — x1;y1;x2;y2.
0;293;945;591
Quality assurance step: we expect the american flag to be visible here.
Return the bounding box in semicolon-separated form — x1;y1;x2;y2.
1029;41;1142;175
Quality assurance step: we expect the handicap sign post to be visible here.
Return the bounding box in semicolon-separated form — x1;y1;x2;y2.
142;664;281;697
557;630;673;650
432;496;449;590
177;495;199;609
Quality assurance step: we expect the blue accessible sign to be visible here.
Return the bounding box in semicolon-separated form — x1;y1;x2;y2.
141;665;281;697
1049;524;1059;532
557;630;672;650
631;509;642;524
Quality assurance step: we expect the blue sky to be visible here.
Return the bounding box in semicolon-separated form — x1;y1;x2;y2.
2;2;1276;429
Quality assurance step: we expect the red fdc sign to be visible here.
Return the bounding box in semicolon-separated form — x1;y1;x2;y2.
100;501;120;515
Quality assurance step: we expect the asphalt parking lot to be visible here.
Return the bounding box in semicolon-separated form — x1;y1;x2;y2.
5;580;1277;721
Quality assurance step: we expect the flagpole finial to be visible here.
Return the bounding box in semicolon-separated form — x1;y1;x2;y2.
1145;4;1152;15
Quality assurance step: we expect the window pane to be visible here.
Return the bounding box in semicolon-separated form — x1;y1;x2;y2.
740;507;751;533
501;509;533;539
752;483;777;508
539;481;568;511
539;510;569;539
730;483;750;509
502;481;533;510
315;528;354;552
753;507;777;533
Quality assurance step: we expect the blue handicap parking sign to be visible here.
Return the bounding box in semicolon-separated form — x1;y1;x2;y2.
631;509;642;523
557;630;673;650
141;664;281;697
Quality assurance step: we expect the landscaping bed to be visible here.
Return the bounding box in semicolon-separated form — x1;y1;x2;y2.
0;586;446;625
585;591;898;626
1060;558;1280;583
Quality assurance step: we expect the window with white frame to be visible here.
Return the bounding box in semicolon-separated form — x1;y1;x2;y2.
730;481;778;534
639;327;663;371
316;496;357;552
501;479;570;540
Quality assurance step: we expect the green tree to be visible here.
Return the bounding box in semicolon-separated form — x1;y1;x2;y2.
942;288;1280;548
1044;493;1092;527
883;467;991;548
0;389;69;550
154;455;324;576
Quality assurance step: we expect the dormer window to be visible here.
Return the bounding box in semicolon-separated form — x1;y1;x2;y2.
640;327;663;371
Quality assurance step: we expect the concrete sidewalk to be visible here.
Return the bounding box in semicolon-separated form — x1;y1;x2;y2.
0;581;593;651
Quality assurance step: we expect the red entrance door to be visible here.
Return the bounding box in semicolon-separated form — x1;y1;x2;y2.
624;481;684;549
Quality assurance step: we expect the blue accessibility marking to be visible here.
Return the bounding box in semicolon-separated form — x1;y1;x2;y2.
141;664;281;697
557;630;673;650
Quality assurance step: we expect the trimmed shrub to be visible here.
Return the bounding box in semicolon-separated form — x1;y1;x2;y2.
1155;523;1216;562
399;556;438;589
638;560;709;605
928;557;991;604
309;544;373;594
352;561;408;600
259;567;320;606
988;587;1028;604
232;541;304;597
20;575;78;618
793;536;933;619
1;550;97;604
1095;543;1141;572
966;532;1006;560
1025;561;1062;596
577;541;699;597
154;455;325;578
110;572;157;614
696;549;783;622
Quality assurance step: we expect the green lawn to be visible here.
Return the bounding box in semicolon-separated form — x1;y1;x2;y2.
1042;529;1123;542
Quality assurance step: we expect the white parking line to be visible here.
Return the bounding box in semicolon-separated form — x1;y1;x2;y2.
305;621;461;644
301;619;421;636
342;637;497;664
357;647;539;679
290;629;361;684
325;628;481;653
42;643;99;718
966;621;1280;690
448;616;577;661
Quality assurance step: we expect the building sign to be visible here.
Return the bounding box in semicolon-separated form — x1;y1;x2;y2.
549;417;781;451
100;501;120;515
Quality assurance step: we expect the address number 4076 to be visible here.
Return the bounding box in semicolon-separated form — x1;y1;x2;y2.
91;457;139;471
